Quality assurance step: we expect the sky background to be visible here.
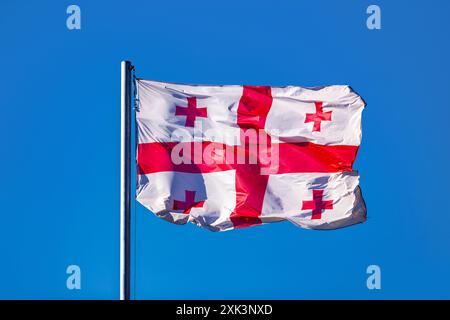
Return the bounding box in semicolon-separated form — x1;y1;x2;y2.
1;0;450;299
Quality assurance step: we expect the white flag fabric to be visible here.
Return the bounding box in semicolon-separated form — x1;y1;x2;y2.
136;79;366;231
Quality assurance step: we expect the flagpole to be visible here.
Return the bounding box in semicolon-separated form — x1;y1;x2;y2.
120;60;132;300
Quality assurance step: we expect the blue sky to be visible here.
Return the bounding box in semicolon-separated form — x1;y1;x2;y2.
1;0;450;299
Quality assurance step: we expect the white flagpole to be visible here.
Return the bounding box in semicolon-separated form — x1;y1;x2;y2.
120;60;132;300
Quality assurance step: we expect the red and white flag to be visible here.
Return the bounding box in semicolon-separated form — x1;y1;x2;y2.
136;80;366;231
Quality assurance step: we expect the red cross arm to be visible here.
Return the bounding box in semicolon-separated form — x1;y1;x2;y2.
267;143;358;174
137;141;358;174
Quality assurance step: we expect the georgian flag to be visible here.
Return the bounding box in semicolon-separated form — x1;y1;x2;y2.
136;80;366;231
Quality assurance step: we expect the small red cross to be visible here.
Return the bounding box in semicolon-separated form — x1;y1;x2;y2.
304;101;332;132
175;97;207;127
301;189;333;220
173;190;205;214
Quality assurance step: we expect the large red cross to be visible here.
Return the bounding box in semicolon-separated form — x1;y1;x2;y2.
138;86;358;228
304;101;332;132
175;97;207;127
301;189;333;220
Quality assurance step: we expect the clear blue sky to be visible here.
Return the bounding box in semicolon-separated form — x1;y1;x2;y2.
1;0;450;299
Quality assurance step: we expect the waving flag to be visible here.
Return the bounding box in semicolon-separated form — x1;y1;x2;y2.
135;80;366;231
